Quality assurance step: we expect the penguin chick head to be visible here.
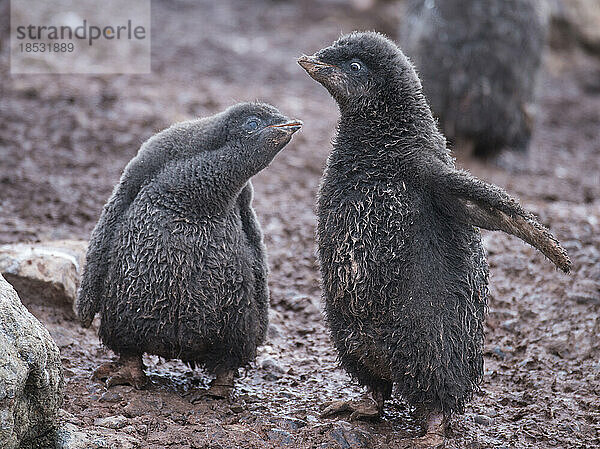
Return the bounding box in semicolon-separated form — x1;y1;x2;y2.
298;31;422;109
223;102;302;153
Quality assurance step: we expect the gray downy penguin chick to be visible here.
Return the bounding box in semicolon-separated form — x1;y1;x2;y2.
400;0;547;158
298;32;569;445
77;102;302;395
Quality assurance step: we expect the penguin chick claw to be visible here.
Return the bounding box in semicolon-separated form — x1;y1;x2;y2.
321;397;381;421
187;370;236;403
93;354;147;390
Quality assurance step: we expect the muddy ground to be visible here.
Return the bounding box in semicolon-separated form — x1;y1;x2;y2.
1;0;599;447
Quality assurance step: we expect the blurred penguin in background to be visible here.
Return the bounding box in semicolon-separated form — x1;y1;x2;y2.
400;0;548;159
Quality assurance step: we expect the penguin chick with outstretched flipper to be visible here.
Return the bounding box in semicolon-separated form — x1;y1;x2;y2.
77;103;301;397
298;32;569;446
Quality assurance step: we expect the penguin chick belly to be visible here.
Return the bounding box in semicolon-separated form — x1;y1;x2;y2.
99;198;256;369
319;183;417;384
388;211;489;413
320;184;489;411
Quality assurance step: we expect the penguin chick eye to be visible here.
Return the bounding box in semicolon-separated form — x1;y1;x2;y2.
350;62;361;72
244;118;260;132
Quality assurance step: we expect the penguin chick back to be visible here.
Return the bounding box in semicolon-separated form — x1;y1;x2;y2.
76;102;302;370
76;111;230;327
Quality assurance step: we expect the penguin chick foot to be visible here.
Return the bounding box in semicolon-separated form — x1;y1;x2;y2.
94;354;147;390
189;370;235;403
321;396;381;421
414;411;446;448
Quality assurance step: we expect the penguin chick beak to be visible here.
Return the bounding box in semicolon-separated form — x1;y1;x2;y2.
268;120;303;134
297;55;337;78
298;55;348;101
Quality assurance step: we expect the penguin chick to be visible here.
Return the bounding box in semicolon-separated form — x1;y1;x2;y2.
400;0;547;158
77;103;302;395
298;32;569;445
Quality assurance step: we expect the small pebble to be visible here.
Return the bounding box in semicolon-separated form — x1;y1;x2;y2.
93;414;128;429
269;416;307;431
267;428;294;445
267;323;282;339
329;423;372;448
493;346;506;359
98;390;122;403
474;414;493;426
500;319;518;333
230;402;246;413
567;280;600;304
261;357;286;380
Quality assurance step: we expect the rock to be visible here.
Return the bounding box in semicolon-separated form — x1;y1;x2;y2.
269;416;307;431
267;428;294;445
123;395;163;418
282;291;311;312
487;409;499;418
267;322;281;339
474;414;493;426
0;240;87;317
93;415;128;430
549;0;600;53
500;319;519;333
260;357;286;380
98;389;123;403
0;273;64;448
328;422;372;449
56;423;142;449
230;402;247;414
261;357;285;373
567;279;600;304
492;346;507;359
548;340;577;360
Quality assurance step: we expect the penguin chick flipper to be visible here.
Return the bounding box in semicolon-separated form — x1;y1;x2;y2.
432;168;572;273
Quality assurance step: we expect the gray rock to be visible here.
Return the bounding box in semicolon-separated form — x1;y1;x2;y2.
267;429;294;446
56;423;141;449
260;357;286;381
123;395;163;418
500;319;519;333
474;414;493;426
98;390;122;403
567;279;600;304
549;0;600;53
0;273;64;448
261;357;286;373
93;415;128;430
0;241;87;317
492;346;507;359
328;422;372;449
269;416;307;431
267;322;282;339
